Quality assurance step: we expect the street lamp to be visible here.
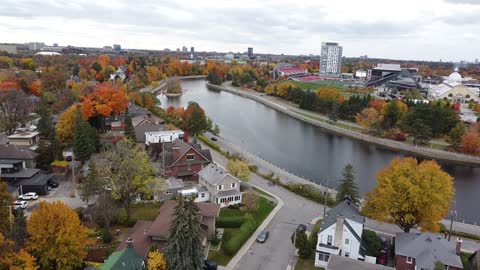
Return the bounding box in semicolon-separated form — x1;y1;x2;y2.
322;177;330;219
448;209;458;241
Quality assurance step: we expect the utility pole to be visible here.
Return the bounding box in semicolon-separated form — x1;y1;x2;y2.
323;177;329;219
448;209;457;241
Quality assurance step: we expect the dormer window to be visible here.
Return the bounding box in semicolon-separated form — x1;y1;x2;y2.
186;154;194;160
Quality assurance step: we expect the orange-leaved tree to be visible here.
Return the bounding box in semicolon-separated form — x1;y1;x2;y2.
56;104;86;146
461;124;480;156
363;157;454;233
81;82;127;119
0;233;38;270
27;201;87;270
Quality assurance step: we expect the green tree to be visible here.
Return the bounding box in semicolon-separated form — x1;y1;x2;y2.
73;107;95;162
294;231;311;259
434;261;445;270
363;157;454;232
100;138;155;221
91;62;102;73
336;164;360;205
8;209;27;250
78;160;103;204
382;100;407;129
362;229;382;257
409;119;432;146
165;196;204;270
124;109;136;141
212;124;220;136
0;182;13;234
447;122;466;151
35;140;53;171
207;70;222;85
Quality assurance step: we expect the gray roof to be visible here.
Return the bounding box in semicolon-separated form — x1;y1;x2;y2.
327;255;393;270
166;177;185;189
0;144;38;160
216;189;241;198
0;168;40;178
198;163;240;186
17;173;52;186
0;159;23;164
395;233;463;269
319;198;364;234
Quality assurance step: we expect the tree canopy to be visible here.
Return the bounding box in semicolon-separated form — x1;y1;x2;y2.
363;157;454;232
336;164;360;205
227;159;251;182
184;102;208;137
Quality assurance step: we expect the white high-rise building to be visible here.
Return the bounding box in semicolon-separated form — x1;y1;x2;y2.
320;42;343;75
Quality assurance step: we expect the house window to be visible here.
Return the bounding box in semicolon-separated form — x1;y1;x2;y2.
406;257;413;264
186;154;194;160
327;235;332;246
217;185;223;190
318;251;330;262
166;190;172;195
344;252;349;257
201;193;205;198
231;183;236;188
345;238;349;245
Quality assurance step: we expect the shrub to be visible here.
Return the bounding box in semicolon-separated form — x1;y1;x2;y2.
102;230;113;244
51;160;69;167
216;216;245;228
248;165;258;173
362;229;382;257
198;134;221;152
281;183;336;207
223;217;258;255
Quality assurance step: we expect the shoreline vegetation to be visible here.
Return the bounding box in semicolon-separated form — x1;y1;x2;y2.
206;82;480;167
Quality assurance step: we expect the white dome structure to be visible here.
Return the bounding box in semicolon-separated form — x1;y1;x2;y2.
35;51;61;56
446;68;462;84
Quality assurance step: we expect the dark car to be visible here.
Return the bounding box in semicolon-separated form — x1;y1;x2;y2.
296;224;307;233
211;137;217;141
256;230;269;243
48;179;59;188
204;260;217;270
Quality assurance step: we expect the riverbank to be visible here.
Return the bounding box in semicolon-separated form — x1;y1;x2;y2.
206;83;480;167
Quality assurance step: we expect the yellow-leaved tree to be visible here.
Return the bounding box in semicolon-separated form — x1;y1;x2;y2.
276;82;294;97
363;157;454;233
227;159;251;182
0;233;38;270
55;104;79;146
147;249;167;270
27;201;88;270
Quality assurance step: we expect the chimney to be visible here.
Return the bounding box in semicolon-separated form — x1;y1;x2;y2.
334;216;344;247
456;238;462;255
126;238;134;248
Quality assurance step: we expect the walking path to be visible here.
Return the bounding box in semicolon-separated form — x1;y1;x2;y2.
207;82;480;166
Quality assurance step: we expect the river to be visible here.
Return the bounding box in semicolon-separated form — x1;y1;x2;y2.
158;79;480;224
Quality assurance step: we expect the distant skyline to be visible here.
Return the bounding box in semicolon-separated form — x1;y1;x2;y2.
1;0;480;62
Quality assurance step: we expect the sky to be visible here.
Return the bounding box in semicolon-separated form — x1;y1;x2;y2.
1;0;480;61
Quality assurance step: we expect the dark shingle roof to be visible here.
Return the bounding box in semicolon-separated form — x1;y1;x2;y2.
0;168;40;179
319;198;364;234
116;220;153;258
395;233;463;269
0;144;38;160
327;255;393;270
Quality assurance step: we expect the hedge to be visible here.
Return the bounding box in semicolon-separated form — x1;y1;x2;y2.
216;216;246;228
223;217;258;255
280;183;336;207
198;134;221;152
439;223;480;241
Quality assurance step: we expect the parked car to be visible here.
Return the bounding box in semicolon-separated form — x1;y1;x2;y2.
204;260;217;270
14;200;27;210
256;230;270;243
18;192;38;200
211;137;217;141
296;224;307;233
48;179;59;188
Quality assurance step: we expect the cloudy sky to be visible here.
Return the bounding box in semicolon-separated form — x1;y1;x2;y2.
1;0;479;61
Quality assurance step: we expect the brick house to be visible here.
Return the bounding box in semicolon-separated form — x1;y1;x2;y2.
394;233;463;270
157;139;212;182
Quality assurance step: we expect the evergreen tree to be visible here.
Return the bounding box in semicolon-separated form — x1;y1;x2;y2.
447;122;466;151
336;164;360;205
294;231;311;259
165;196;204;270
124;110;136;142
35;140;53;171
73;108;93;162
409;119;432;146
79;161;103;204
8;209;27;250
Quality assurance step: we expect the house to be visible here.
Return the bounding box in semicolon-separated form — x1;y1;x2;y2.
0;159;51;196
0;144;38;168
109;65;127;82
101;238;145;270
156;139;212;182
198;163;242;208
327;255;393;270
315;198;366;268
7;130;40;149
117;200;220;257
134;125;165;145
394;233;463;270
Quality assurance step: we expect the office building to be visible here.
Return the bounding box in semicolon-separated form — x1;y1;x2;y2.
248;47;253;58
190;47;195;54
0;44;17;54
113;44;121;51
182;46;188;53
28;42;45;51
320;42;343;75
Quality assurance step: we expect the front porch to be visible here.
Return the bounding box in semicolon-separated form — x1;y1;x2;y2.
215;190;242;208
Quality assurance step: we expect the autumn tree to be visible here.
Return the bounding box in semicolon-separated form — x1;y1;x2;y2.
382;100;407;129
40;66;67;93
276;82;294;97
0;233;38;270
461;125;480;155
99;138;155;221
97;54;111;67
336;164;360;205
355;108;383;132
227;159;251;182
447;122;466;151
184;102;208;137
166;77;182;94
316;87;344;114
363;157;454;232
0;84;28;135
0;182;13;233
55;104;79;146
27;201;87;270
241;191;259;211
148;249;167;270
165;196;204;270
8;208;27;250
78;160;103;204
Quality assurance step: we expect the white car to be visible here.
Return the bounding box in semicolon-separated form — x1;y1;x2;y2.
14;200;27;210
18;192;38;200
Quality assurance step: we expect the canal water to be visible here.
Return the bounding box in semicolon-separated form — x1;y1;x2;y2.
158;80;480;224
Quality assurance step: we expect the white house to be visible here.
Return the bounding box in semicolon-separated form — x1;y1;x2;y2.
178;185;210;203
145;130;185;146
315;198;366;268
198;163;242;208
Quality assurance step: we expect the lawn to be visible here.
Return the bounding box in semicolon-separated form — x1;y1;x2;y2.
115;201;162;225
208;197;276;266
294;254;324;270
252;186;274;199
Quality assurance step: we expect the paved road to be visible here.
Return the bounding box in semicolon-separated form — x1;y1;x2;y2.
206;147;324;270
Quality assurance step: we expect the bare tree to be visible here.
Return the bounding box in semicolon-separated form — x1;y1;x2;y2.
0;88;28;135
